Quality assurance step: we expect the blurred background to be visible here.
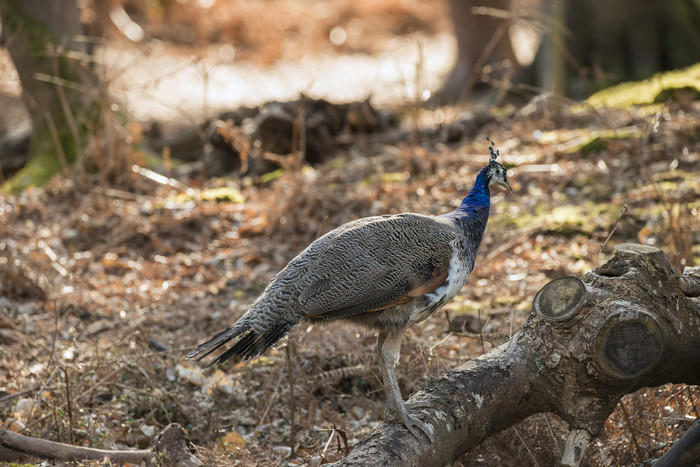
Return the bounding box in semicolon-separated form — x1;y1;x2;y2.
2;0;699;177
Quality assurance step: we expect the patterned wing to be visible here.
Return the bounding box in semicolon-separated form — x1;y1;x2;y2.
287;214;458;320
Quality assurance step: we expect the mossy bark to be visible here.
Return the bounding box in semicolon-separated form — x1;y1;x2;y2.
0;0;101;191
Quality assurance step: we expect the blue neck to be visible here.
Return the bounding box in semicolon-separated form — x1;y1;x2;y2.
460;167;491;210
441;165;491;238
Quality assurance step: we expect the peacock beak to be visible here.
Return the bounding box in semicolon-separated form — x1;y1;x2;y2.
492;179;512;193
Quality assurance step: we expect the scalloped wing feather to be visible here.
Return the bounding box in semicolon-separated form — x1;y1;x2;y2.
289;213;457;320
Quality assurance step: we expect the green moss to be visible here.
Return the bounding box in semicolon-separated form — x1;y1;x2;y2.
2;125;67;192
493;295;519;306
421;375;442;392
586;63;700;108
359;174;378;186
534;356;545;376
452;300;483;315
492;201;619;237
548;203;618;236
0;0;57;55
560;126;644;156
259;168;285;183
0;0;104;192
143;150;186;170
491;208;535;230
381;172;408;183
654;85;700;103
327;157;349;170
196;187;246;204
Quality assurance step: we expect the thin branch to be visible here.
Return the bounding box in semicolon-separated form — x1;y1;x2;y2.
61;366;75;445
44;111;70;170
543;413;563;456
51;48;82;155
257;362;286;427
513;425;540;466
478;307;486;354
686;386;699;419
619;399;641;454
0;428;153;464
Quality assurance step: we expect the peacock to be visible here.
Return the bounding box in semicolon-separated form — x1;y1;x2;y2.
189;142;512;440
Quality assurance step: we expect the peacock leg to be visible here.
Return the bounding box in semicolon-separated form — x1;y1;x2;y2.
377;330;435;442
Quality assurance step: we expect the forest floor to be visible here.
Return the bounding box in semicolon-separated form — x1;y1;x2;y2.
1;1;699;466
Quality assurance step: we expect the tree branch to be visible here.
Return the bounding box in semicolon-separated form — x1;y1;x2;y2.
0;428;153;465
331;244;700;466
0;423;202;466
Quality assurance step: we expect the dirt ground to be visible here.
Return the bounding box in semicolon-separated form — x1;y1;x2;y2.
1;1;699;466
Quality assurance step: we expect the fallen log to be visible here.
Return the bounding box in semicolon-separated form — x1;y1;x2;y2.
330;243;700;466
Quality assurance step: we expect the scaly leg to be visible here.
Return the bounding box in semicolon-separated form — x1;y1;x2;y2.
377;330;435;442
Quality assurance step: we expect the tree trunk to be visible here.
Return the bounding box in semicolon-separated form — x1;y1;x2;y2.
0;0;103;190
430;0;517;104
330;244;700;466
434;0;700;101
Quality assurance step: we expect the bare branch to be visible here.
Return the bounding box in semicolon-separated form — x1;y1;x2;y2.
330;244;700;466
0;428;153;464
0;423;202;467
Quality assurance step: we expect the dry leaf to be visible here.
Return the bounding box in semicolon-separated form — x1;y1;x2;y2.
216;431;246;453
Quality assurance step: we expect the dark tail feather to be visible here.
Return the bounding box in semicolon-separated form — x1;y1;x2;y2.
187;323;248;362
188;320;295;367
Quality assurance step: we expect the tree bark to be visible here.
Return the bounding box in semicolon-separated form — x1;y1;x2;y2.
0;0;103;190
330;244;700;466
434;0;700;101
430;0;517;104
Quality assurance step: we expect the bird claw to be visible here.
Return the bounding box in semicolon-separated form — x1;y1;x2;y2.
385;399;432;417
404;400;433;411
397;410;435;442
386;400;435;442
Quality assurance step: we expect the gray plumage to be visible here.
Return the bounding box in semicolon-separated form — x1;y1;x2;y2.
189;158;512;440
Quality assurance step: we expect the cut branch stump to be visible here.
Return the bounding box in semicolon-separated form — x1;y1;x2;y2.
330;244;700;466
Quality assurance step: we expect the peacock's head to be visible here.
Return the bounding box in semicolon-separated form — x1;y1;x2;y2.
486;161;512;192
486;139;512;193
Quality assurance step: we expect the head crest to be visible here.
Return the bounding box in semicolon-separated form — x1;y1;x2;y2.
486;137;500;162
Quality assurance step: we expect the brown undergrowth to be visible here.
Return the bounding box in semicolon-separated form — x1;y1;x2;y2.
1;1;699;465
0;96;698;466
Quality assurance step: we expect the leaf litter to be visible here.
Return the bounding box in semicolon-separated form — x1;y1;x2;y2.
1;1;699;464
1;95;698;466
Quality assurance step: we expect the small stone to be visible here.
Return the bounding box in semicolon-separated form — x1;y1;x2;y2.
140;424;156;437
176;364;206;386
0;296;17;312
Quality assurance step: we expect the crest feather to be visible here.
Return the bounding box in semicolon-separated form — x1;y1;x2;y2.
487;137;500;162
